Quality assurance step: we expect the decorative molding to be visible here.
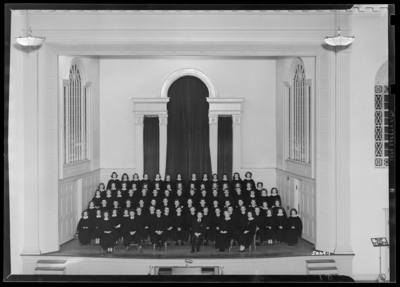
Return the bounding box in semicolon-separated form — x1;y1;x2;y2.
135;116;144;124
209;115;218;124
375;60;388;85
207;98;244;115
159;115;168;124
160;68;217;98
233;115;242;124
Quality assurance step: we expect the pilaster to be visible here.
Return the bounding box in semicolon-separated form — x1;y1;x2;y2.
159;115;168;177
232;115;242;174
134;115;144;177
208;115;218;174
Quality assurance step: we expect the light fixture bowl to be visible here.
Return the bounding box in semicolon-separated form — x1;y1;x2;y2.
325;35;355;47
15;35;45;47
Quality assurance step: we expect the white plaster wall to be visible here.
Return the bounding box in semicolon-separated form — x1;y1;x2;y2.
99;57;276;172
8;10;25;275
59;55;101;172
349;9;389;280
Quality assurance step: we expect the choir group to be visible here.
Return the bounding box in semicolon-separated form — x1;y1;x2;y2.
76;171;303;254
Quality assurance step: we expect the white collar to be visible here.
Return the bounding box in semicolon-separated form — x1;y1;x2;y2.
225;217;231;221
96;215;101;218
277;214;283;216
83;216;88;219
292;214;298;217
104;218;109;221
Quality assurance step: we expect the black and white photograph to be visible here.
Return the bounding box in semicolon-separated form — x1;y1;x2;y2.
4;3;395;283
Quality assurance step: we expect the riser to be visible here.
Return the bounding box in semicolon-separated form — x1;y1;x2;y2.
308;270;338;275
37;264;66;268
36;271;65;275
307;263;336;268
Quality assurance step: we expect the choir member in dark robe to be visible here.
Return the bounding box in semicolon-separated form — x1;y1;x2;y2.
220;174;231;191
274;207;287;243
98;183;106;198
164;175;174;193
120;208;131;245
256;182;264;197
210;189;219;204
107;172;121;190
209;207;222;245
231;172;243;191
125;189;139;208
185;206;197;241
173;207;186;245
87;201;97;219
198;199;207;212
264;209;276;244
211;199;220;215
219;189;234;207
248;199;258;214
233;185;245;205
235;206;248;244
77;210;95;245
199;184;209;201
131;173;141;191
190;211;207;253
247;189;260;208
135;207;149;244
238;211;256;252
162;207;174;243
236;198;246;212
187;189;199;208
147;206;157;241
120;173;130;191
100;199;110;215
149;199;158;211
120;182;129;198
163;189;173;206
124;199;134;211
93;209;103;244
242;172;256;191
151;209;166;250
202;207;212;245
138;188;150;207
271;188;282;206
201;173;211;192
188;173;200;190
104;189;114;207
164;183;173;198
111;208;122;244
222;199;233;213
154;173;163;191
137;199;146;212
211;174;220;191
265;189;275;209
161;197;172;211
110;184;118;198
124;210;143;251
216;210;234;251
259;189;269;207
175;183;186;199
114;190;125;208
273;200;287;217
98;211;117;252
285;209;303;246
175;173;185;191
260;201;270;216
111;200;122;216
221;183;230;195
171;199;183;217
141;174;152;191
92;190;103;209
150;189;160;203
254;207;265;245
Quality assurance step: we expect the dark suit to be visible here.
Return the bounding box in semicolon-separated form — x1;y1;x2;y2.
190;218;207;251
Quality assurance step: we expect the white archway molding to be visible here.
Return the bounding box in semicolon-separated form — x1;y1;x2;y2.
160;68;218;98
375;60;388;85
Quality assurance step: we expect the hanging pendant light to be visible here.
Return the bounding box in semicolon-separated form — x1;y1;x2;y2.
15;10;45;47
325;10;354;47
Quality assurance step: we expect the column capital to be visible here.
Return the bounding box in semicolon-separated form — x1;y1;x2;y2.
209;114;218;124
233;115;242;124
159;114;168;125
134;115;144;124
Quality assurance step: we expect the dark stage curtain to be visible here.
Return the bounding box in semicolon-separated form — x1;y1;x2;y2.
217;115;233;181
143;116;159;180
166;76;212;182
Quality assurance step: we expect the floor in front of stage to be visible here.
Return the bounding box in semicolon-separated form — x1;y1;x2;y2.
43;238;316;259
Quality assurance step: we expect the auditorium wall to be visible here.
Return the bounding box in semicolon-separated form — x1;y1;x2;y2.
99;57;277;184
349;8;389;280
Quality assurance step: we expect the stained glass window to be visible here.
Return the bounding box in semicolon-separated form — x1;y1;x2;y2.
374;85;389;167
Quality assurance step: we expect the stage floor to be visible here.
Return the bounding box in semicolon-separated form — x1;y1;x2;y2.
43;238;316;259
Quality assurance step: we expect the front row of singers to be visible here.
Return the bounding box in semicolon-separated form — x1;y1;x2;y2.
77;205;303;253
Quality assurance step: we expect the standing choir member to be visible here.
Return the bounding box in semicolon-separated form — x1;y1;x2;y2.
190;211;207;253
120;182;129;198
220;174;231;190
216;210;234;252
93;190;103;209
124;210;143;251
271;188;282;207
254;206;265;245
136;207;149;244
141;174;152;191
231;172;242;191
242;172;256;190
98;211;116;253
120;208;130;245
104;189;114;207
202;207;211;245
163;207;174;243
107;172;121;190
273;200;287;217
173;207;186;245
114;190;125;208
238;211;256;252
201;173;211;191
77;210;95;245
151;209;166;250
264;209;276;245
93;209;103;244
154;173;163;190
110;208;122;244
120;173;130;190
210;207;222;245
175;173;185;190
188;173;199;190
87;201;97;219
285;209;303;246
131;173;141;191
98;183;106;197
265;189;275;209
274;207;287;244
164;175;173;192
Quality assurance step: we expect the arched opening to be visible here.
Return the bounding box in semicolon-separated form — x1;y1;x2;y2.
165;76;212;182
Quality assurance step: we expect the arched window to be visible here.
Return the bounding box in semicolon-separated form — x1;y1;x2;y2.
63;60;90;164
286;59;311;164
374;61;389;167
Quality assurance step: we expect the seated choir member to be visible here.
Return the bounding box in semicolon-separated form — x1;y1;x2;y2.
93;209;103;244
210;207;222;245
260;201;269;216
111;208;122;244
285;209;303;246
185;206;197;241
87;200;97;219
151;208;166;250
172;199;183;216
98;211;117;253
163;207;174;243
120;208;130;245
175;173;185;190
216;210;234;252
242;171;256;191
190;211;207;253
247;189;259;207
202;207;211;245
238;211;256;252
112;200;122;215
110;183;118;197
210;188;219;202
136;207;149;244
120;173;130;190
271;188;282;205
274;207;287;244
231;172;242;191
234;184;244;203
98;183;106;197
123;209;143;251
147;206;157;242
131;173;141;191
254;206;265;245
264;209;276;245
175;183;185;200
211;182;219;194
201;173;211;191
173;207;186;245
77;210;95;245
107;172;121;190
104;189;113;206
164;183;173;198
164;189;173;204
124;199;134;210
